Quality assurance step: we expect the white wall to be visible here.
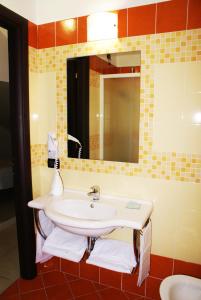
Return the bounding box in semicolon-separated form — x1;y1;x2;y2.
0;0;36;22
153;62;201;154
0;0;168;24
29;72;57;145
35;0;168;24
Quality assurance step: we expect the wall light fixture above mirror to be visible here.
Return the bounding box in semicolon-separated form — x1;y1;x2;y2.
87;12;118;42
67;51;141;163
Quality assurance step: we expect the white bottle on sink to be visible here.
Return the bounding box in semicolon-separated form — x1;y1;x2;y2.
50;166;63;196
49;139;64;196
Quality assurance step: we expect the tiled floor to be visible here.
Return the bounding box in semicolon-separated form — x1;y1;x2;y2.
0;271;153;300
0;220;20;294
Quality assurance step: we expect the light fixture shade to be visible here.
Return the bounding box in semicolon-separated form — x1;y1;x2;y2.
87;12;118;42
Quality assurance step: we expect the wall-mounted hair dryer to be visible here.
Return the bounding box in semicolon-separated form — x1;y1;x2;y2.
48;132;60;168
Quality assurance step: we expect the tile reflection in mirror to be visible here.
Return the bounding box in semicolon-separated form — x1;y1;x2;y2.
67;51;141;163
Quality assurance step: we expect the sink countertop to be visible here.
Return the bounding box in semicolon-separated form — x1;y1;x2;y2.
28;189;153;230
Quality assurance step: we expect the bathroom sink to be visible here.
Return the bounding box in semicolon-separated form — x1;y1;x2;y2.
51;199;116;221
28;189;153;237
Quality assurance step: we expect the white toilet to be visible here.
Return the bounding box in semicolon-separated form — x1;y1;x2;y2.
160;275;201;300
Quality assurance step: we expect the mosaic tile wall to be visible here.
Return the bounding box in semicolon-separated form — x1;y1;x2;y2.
89;69;100;159
30;28;201;183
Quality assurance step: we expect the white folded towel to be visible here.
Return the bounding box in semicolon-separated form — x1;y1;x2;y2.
137;220;152;286
36;210;55;263
87;238;137;273
42;227;88;262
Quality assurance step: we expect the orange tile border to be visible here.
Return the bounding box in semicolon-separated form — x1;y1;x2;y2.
28;21;37;48
128;4;156;36
187;0;201;29
156;0;188;33
78;16;87;43
56;18;77;46
38;22;55;49
118;9;127;38
29;1;201;50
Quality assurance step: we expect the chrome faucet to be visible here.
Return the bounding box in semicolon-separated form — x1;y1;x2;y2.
87;185;100;201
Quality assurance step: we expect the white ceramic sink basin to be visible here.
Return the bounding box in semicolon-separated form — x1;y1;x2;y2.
28;189;153;237
52;199;116;221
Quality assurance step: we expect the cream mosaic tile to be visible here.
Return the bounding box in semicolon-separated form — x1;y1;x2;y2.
29;29;201;184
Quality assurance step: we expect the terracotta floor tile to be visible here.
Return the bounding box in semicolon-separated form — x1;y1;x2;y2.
37;257;60;274
100;267;122;288
80;261;99;282
69;279;95;297
0;294;20;300
61;259;79;276
18;276;43;293
125;292;143;299
45;283;73;300
93;282;107;291
122;272;145;296
98;287;128;300
75;292;100;300
21;289;47;300
0;281;18;296
146;277;161;300
42;271;66;287
64;273;79;282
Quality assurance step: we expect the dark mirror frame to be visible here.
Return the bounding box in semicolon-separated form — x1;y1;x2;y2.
0;4;36;279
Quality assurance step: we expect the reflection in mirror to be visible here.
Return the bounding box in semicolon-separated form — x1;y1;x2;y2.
67;51;141;163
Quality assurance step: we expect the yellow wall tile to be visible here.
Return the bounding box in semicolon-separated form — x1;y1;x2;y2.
29;28;201;264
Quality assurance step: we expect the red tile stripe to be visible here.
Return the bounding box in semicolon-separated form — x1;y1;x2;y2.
90;55;139;74
28;0;201;49
28;21;38;48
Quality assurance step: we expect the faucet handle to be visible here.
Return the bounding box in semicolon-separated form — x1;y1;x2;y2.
88;185;100;200
90;185;100;193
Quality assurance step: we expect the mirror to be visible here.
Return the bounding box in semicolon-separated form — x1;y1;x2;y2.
67;51;141;163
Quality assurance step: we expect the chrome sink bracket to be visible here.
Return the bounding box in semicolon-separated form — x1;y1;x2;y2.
132;229;139;275
131;229;139;274
132;218;151;274
139;218;150;236
87;237;97;253
133;229;139;264
34;209;47;240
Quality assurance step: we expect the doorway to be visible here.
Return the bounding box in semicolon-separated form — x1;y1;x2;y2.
0;4;36;291
99;74;140;162
0;26;20;293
